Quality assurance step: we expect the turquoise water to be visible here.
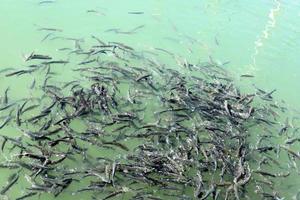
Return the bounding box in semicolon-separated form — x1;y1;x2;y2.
1;0;300;108
0;1;300;199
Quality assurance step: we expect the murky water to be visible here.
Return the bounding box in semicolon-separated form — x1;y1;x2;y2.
0;1;300;199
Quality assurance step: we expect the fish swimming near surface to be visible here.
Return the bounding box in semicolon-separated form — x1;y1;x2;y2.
25;52;52;61
128;11;144;15
241;74;255;78
38;0;55;5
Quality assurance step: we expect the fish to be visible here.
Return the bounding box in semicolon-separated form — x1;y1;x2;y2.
14;105;22;127
37;27;62;32
26;112;51;123
38;0;55;5
62;80;80;89
3;87;9;104
25;52;52;61
16;192;38;200
285;138;300;145
154;48;173;56
29;79;36;89
0;173;19;194
91;35;106;45
215;36;219;46
86;9;98;13
0;32;298;200
136;74;152;82
0;135;24;150
41;32;55;42
280;145;300;159
0;116;12;129
253;170;276;177
106;25;145;34
105;28;120;33
128;11;144;15
86;10;106;16
1;137;8;151
58;47;72;51
102;190;125;200
42;60;69;65
262;89;277;100
21;104;39;114
108;42;134;51
18;152;47;162
102;140;129;151
78;59;96;65
240;74;255;78
0;163;20;169
5;69;35;77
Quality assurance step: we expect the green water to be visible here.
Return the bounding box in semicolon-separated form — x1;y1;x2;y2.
0;0;300;199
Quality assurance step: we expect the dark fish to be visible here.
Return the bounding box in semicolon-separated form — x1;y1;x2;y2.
285;138;300;145
3;87;9;104
41;101;56;114
26;112;50;123
215;36;219;46
7;170;21;182
16;192;38;200
58;47;72;51
240;74;254;78
256;146;274;153
27;64;42;68
105;28;120;33
263;89;277;99
42;60;69;65
5;69;35;77
109;42;134;51
86;9;98;13
136;74;152;82
25;52;52;61
112;124;130;132
28;79;36;90
0;173;19;194
91;35;106;45
38;27;62;32
86;10;106;16
280;145;300;159
154;48;173;56
78;59;96;65
21;104;39;114
62;80;80;89
39;118;52;131
128;11;144;14
41;32;54;42
130;25;145;32
39;0;55;5
0;135;24;150
0;163;20;169
18;152;47;162
16;105;21;126
103;190;124;200
1;137;7;151
0;116;12;129
221;61;230;66
102;140;129;151
21;130;51;141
